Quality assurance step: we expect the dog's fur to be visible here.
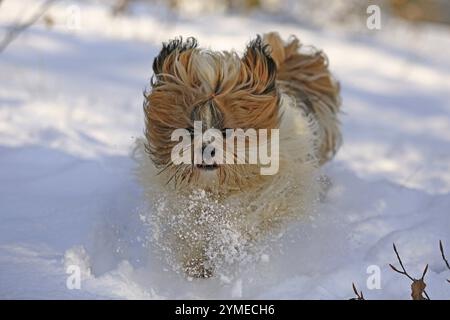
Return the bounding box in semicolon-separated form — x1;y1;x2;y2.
136;32;341;278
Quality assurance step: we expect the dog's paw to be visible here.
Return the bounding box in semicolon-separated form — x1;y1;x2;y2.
183;257;214;279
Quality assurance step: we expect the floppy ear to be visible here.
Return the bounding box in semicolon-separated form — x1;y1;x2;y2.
241;35;277;95
151;37;198;85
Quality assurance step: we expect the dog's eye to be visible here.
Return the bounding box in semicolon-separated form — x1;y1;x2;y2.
187;128;194;137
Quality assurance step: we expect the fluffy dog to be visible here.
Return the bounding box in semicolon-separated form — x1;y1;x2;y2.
136;32;341;278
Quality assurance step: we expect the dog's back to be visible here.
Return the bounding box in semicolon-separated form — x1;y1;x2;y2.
263;32;342;164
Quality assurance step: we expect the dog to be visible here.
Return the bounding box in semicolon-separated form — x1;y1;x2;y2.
135;32;341;278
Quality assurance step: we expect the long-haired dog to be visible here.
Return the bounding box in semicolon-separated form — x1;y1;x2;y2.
135;32;341;278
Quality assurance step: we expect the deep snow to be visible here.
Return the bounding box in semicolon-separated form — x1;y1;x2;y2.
0;0;450;299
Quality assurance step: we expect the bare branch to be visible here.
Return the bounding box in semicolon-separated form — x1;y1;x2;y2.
390;243;430;300
421;264;429;280
350;282;365;300
0;0;58;53
440;240;450;270
390;243;414;281
440;240;450;283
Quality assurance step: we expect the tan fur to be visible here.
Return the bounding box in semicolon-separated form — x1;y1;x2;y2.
263;32;342;164
139;33;342;278
144;41;279;190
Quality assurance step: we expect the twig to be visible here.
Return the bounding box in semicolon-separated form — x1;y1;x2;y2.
350;282;365;300
439;240;450;283
0;0;58;53
389;243;415;281
389;243;430;300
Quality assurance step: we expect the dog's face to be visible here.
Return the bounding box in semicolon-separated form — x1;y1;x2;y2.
144;36;279;190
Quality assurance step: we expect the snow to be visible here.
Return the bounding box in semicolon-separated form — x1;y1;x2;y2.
1;0;450;299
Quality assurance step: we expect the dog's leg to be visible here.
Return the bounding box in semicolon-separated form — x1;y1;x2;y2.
183;254;214;279
174;218;215;278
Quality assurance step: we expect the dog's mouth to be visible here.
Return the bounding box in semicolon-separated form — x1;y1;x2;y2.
196;163;219;171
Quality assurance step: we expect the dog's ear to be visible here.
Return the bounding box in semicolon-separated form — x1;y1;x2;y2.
152;37;198;84
241;35;277;95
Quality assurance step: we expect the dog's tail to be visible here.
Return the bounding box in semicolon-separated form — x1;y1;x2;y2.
263;32;342;164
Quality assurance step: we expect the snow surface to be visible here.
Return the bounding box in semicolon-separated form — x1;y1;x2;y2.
1;0;450;299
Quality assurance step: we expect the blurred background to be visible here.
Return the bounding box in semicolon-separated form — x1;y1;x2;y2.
106;0;450;25
4;0;450;40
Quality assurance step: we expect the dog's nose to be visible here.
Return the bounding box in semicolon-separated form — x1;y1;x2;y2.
201;144;215;157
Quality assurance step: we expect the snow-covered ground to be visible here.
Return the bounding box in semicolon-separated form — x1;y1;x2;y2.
1;0;450;299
